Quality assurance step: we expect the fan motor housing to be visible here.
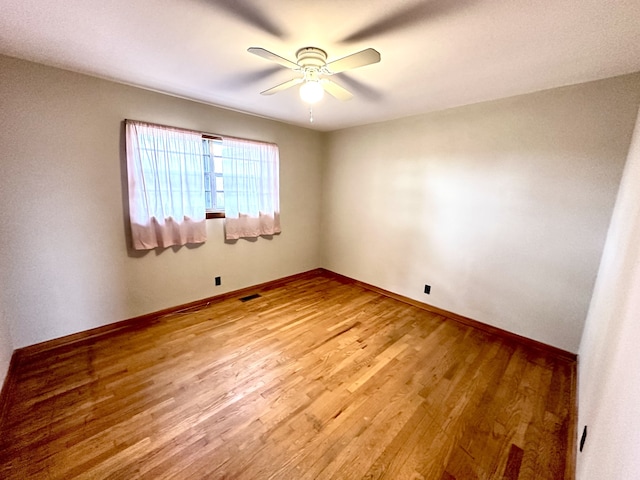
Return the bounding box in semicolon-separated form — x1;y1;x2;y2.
296;47;327;69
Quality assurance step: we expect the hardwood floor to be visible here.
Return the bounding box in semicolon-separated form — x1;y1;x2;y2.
0;273;576;479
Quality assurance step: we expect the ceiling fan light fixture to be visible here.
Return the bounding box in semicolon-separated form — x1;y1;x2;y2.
299;80;324;104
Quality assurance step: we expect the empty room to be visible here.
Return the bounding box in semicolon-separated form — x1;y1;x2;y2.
1;1;640;478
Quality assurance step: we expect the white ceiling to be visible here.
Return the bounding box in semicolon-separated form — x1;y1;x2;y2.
1;0;639;131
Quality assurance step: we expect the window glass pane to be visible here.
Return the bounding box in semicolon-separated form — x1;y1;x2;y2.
214;156;223;174
204;139;224;212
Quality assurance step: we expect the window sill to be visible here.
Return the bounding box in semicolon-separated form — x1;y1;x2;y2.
206;212;225;219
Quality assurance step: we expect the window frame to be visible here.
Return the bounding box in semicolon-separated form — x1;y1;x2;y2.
202;134;226;219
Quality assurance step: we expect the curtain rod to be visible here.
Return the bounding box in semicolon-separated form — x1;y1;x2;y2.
124;119;276;146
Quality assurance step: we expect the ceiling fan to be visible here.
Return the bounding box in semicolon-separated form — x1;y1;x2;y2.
247;46;381;104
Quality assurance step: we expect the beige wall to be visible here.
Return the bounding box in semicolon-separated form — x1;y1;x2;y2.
577;110;640;478
0;306;11;389
0;55;323;349
322;74;640;352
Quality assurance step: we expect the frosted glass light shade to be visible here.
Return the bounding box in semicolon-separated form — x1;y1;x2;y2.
300;81;324;104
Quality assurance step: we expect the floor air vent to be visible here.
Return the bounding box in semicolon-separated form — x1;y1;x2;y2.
239;293;261;302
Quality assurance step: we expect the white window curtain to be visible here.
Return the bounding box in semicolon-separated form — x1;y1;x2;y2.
125;120;206;250
222;137;280;240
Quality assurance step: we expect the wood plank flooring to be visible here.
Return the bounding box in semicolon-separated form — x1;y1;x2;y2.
0;273;576;479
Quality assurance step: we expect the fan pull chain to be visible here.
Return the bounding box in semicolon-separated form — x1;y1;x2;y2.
309;107;314;123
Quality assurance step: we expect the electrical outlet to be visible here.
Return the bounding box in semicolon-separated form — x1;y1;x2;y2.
580;425;587;452
424;284;431;295
215;276;221;286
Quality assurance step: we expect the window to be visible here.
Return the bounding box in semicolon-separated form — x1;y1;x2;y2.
125;120;280;248
203;137;225;218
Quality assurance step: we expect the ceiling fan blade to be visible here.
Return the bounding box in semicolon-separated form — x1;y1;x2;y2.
208;0;285;39
325;48;381;74
341;0;474;43
218;65;283;89
321;79;353;101
260;77;303;95
334;73;383;101
248;47;299;70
